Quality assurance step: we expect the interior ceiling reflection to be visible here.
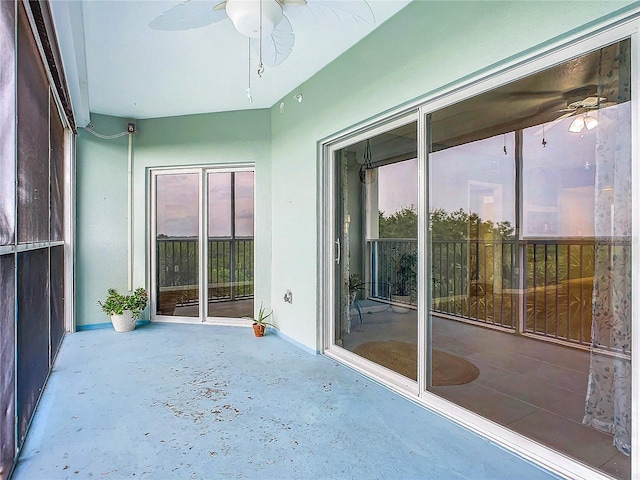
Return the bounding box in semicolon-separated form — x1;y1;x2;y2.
342;122;418;167
431;39;629;151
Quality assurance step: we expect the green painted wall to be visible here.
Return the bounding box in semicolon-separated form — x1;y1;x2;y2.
76;0;639;346
76;114;131;326
76;110;271;327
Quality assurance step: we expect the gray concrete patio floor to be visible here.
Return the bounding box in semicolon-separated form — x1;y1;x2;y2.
12;322;561;480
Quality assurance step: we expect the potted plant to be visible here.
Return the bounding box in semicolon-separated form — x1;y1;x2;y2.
390;250;417;312
244;303;277;337
349;273;365;304
98;287;148;332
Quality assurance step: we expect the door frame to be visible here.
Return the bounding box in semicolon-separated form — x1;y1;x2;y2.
320;111;420;394
149;164;255;325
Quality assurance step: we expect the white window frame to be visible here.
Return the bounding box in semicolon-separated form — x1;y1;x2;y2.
149;164;255;326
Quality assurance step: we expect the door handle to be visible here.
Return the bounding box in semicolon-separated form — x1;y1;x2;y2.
335;238;341;264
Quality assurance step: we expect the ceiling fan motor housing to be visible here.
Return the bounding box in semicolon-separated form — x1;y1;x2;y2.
226;0;283;38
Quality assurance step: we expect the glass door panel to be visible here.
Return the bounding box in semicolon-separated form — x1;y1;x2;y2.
155;173;200;317
427;39;631;478
334;121;419;381
207;171;254;319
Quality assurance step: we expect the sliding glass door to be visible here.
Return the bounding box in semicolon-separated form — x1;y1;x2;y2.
325;36;633;480
152;167;254;321
427;39;631;478
207;171;254;318
332;118;419;383
155;172;201;317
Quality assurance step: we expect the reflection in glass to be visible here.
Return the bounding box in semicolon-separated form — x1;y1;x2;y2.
335;121;419;381
208;172;231;238
207;171;254;318
428;39;631;478
430;135;517;328
156;173;200;317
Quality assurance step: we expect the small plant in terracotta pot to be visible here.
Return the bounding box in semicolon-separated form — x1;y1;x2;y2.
244;303;277;337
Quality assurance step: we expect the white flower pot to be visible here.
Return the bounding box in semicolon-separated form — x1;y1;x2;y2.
110;311;136;332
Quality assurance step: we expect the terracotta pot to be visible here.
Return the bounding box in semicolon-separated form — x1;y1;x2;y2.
253;323;265;337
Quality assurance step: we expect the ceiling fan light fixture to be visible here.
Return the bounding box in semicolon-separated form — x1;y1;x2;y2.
568;116;585;133
584;115;599;131
226;0;283;38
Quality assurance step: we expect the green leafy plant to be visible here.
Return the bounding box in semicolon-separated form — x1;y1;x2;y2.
390;249;417;297
349;273;365;297
244;303;277;329
98;288;148;320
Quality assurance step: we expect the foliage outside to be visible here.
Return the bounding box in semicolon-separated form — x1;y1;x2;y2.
99;288;148;320
376;205;594;345
157;238;254;307
378;206;514;240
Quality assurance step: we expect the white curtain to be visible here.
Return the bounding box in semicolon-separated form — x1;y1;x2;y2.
582;95;632;455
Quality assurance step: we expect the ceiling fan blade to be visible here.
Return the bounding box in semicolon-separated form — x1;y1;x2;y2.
554;111;577;122
251;14;295;67
149;0;228;31
278;0;307;5
533;111;576;136
294;0;375;26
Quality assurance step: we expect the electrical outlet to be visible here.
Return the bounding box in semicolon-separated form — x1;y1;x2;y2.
284;289;293;304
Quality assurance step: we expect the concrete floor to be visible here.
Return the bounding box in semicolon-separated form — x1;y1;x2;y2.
12;322;560;480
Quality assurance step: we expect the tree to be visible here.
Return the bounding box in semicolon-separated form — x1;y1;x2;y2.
379;206;515;240
379;206;417;238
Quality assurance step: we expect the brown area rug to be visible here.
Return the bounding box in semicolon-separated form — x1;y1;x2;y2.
352;341;479;385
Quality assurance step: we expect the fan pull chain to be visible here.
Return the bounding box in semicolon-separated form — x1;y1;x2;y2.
246;39;253;103
503;134;507;155
257;0;264;77
542;123;547;147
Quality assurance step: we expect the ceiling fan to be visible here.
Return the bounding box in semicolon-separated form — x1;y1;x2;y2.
535;86;615;135
149;0;375;68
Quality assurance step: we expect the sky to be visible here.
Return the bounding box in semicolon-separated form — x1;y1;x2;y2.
378;158;418;216
373;104;631;239
156;171;254;238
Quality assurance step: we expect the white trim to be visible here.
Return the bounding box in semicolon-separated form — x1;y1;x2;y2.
149;164;255;323
127;133;133;291
64;129;76;332
417;110;428;391
199;168;207;322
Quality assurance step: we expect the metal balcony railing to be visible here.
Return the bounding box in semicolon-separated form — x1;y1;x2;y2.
367;238;603;347
156;237;254;309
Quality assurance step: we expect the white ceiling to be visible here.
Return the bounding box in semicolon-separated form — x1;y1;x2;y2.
54;0;411;121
